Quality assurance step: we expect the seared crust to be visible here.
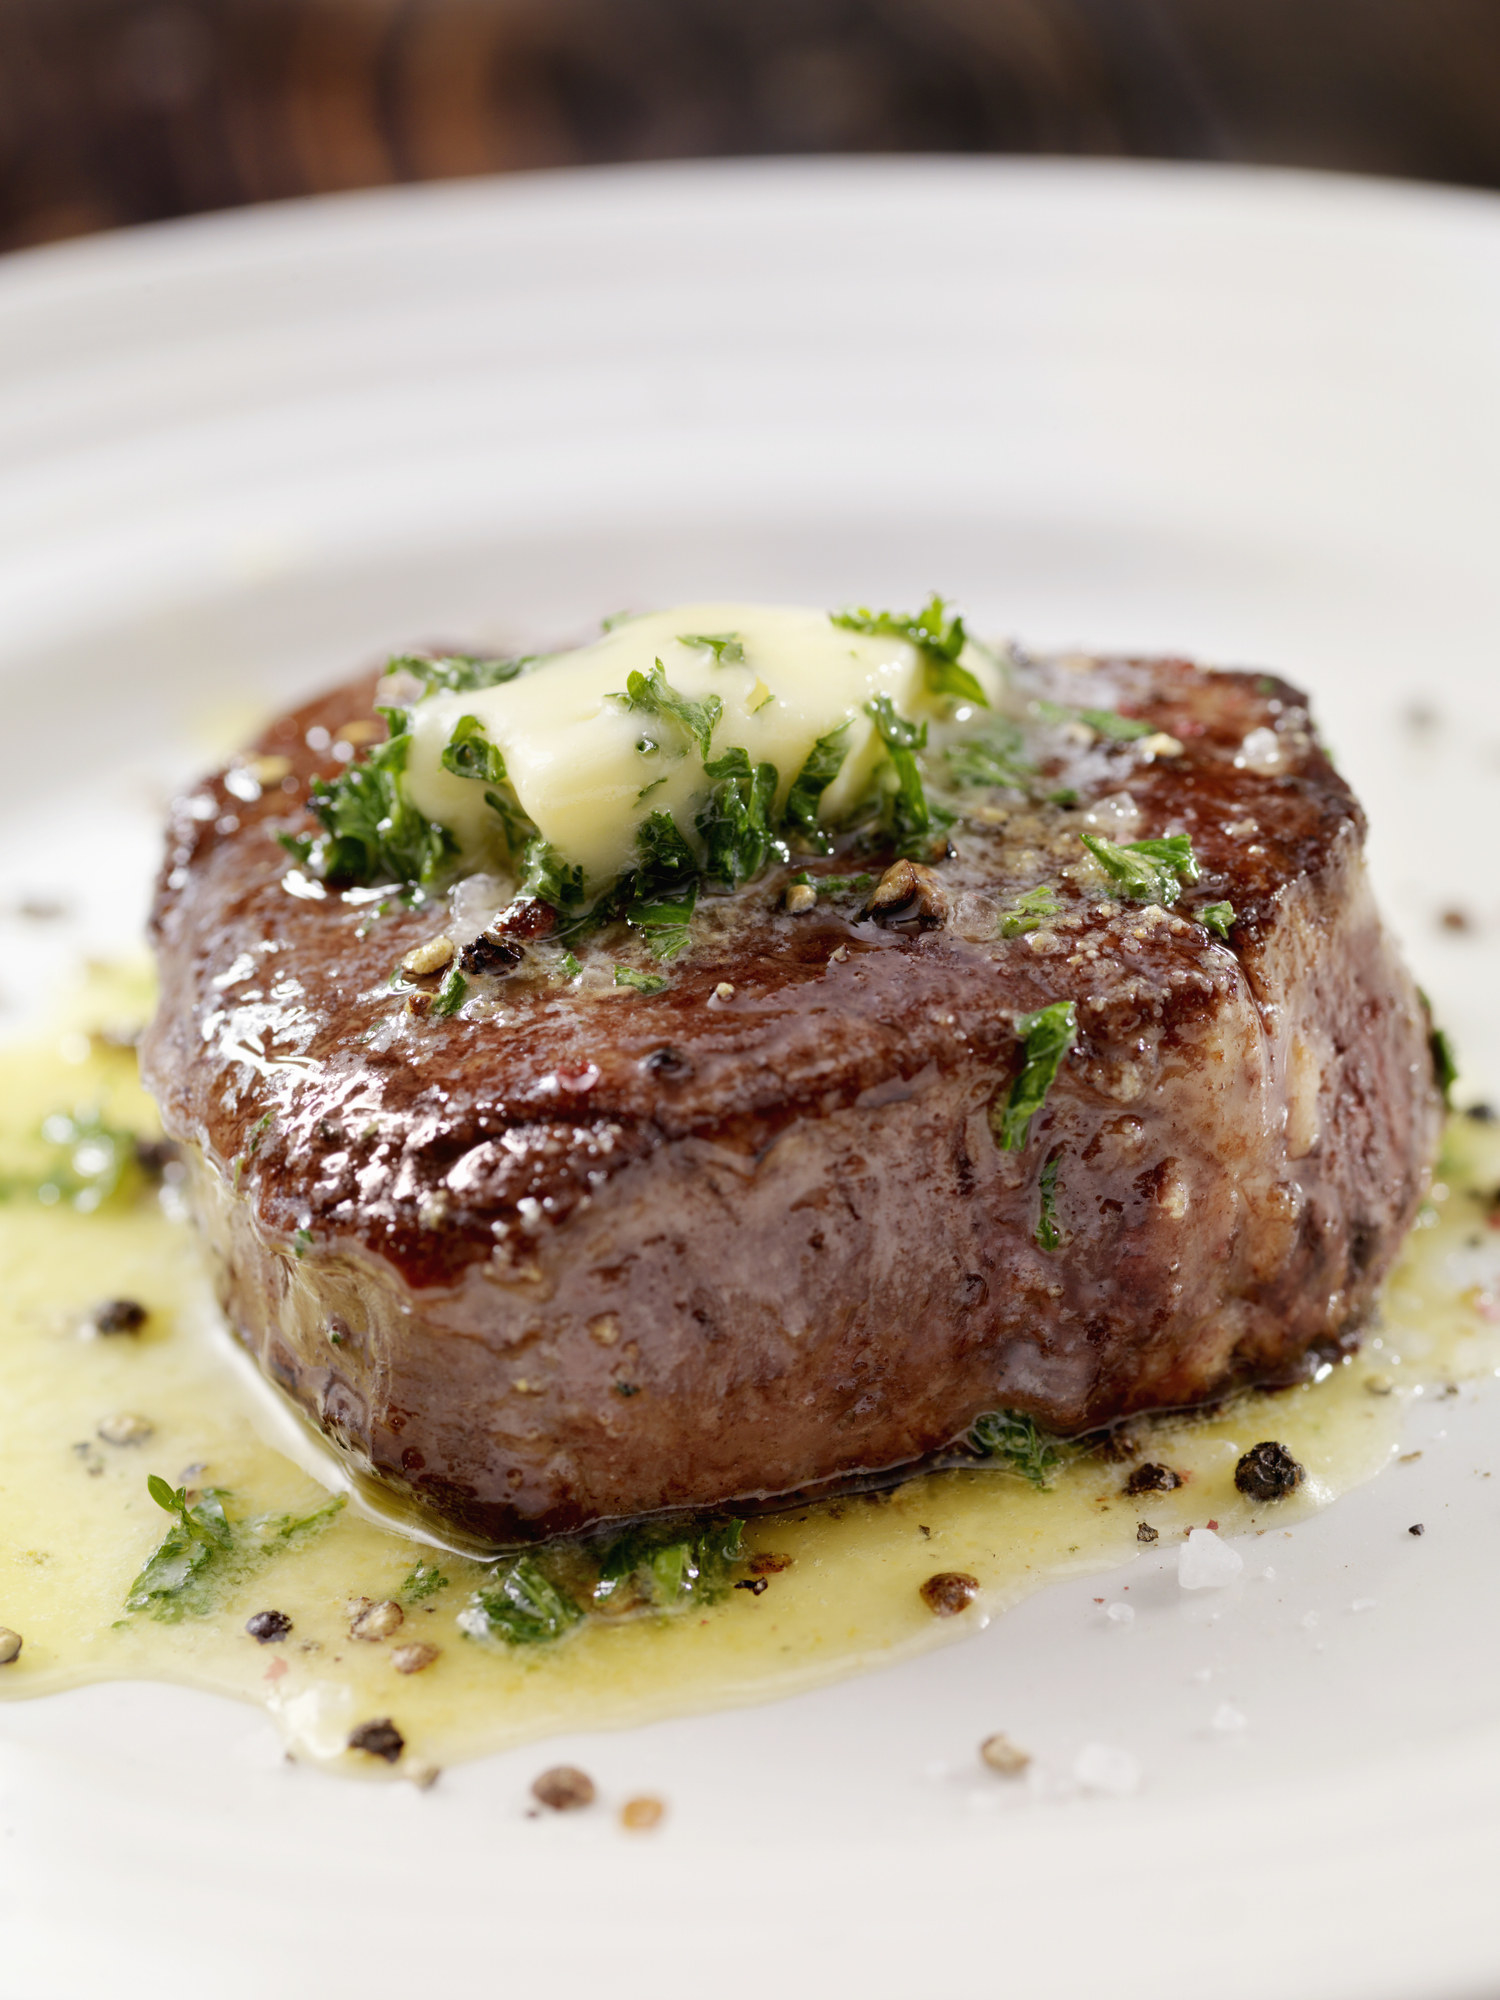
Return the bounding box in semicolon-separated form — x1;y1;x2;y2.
142;650;1442;1546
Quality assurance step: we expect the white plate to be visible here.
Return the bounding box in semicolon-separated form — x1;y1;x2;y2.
3;159;1500;1999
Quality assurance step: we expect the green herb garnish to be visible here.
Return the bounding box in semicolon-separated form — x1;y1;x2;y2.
1079;831;1200;907
125;1480;343;1622
944;720;1033;791
558;951;582;979
999;885;1061;937
1036;699;1152;742
697;746;783;890
608;658;722;761
1036;1152;1062;1251
781;722;852;854
627;810;699;959
292;1226;313;1257
864;695;952;860
994;1000;1077;1152
1419;989;1458;1106
967;1410;1066;1488
1199;900;1236;939
833;596;987;708
677;631;744;665
614;966;669;995
592;1518;745;1612
388;652;530;697
432;967;468;1016
400;1561;450;1603
280;708;455;888
460;1556;583;1647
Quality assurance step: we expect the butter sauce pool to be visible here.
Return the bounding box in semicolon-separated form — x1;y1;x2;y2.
1;969;1495;1780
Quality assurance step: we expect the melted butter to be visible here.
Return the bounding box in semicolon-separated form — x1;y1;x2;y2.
402;603;1003;886
2;968;1497;1780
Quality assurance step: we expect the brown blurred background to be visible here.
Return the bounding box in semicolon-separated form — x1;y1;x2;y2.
3;0;1500;252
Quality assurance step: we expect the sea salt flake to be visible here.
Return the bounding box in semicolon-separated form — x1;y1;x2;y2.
1210;1702;1248;1733
1072;1744;1141;1797
1104;1602;1135;1625
1177;1527;1244;1590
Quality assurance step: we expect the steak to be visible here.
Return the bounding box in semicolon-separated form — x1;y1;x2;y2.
141;646;1443;1548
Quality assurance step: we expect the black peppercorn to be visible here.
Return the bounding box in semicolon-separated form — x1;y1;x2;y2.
1124;1462;1182;1496
1234;1440;1305;1502
348;1717;405;1763
245;1609;292;1644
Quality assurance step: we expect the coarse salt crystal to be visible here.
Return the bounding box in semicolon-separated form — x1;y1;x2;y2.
1350;1598;1377;1614
1104;1602;1135;1625
1072;1744;1141;1797
1178;1527;1244;1590
1210;1702;1248;1733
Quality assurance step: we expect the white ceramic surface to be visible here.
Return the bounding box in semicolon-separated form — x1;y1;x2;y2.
2;158;1499;2000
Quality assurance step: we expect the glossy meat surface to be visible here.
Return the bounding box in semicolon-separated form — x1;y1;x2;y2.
142;650;1442;1546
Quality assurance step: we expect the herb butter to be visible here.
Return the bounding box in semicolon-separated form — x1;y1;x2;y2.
401;603;1002;891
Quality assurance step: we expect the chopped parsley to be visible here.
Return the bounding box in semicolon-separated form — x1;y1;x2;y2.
865;694;952;859
292;1227;313;1257
125;1479;344;1622
1036;699;1152;742
280;707;455;888
459;1556;583;1647
944;719;1033;790
431;966;468;1016
615;966;669;995
626;811;699;959
388;652;529;697
399;1560;450;1603
967;1410;1066;1488
781;722;852;854
1036;1151;1062;1251
591;1518;745;1612
697;746;783;891
608;658;722;760
557;951;582;979
994;1000;1077;1152
1079;831;1200;907
833;596;988;708
677;631;744;665
1199;900;1236;939
999;885;1060;937
1419;990;1458;1106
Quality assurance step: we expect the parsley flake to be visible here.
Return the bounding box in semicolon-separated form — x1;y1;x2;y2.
999;885;1061;937
460;1556;583;1647
1079;831;1200;907
431;966;468;1016
608;658;722;761
968;1410;1066;1487
279;708;455;888
994;1000;1077;1152
614;966;669;995
677;631;744;665
389;652;530;697
781;722;852;854
833;596;988;708
1036;699;1152;741
864;694;956;859
1199;900;1236;939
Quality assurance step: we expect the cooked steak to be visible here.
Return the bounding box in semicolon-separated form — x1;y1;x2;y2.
142;643;1442;1548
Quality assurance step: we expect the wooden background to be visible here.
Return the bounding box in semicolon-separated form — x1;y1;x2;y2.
4;0;1500;251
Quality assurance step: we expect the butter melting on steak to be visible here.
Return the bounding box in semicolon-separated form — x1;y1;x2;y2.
142;652;1442;1547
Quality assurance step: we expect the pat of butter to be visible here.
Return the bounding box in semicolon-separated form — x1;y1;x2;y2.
402;603;999;889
